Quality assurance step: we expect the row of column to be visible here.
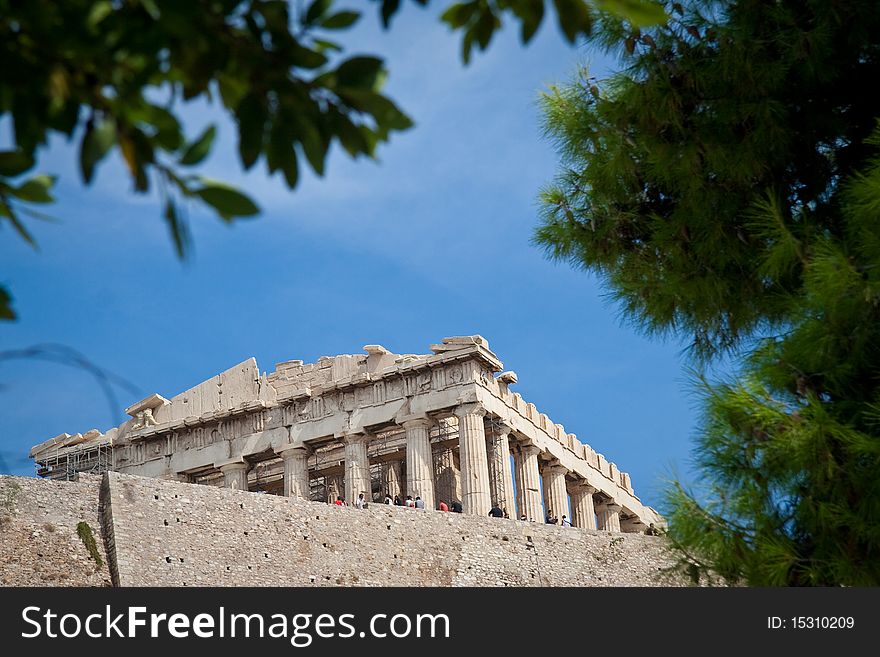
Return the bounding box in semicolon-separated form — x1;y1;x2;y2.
217;403;624;530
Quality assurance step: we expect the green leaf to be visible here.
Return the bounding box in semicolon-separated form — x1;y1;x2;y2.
380;0;400;27
0;151;35;177
195;181;260;219
472;7;498;50
553;0;592;43
80;119;116;184
179;125;217;166
334;113;369;157
12;175;56;204
321;11;359;30
441;2;479;29
256;0;290;31
596;0;667;27
139;0;160;19
130;103;183;151
163;198;190;259
337;90;414;133
298;120;327;176
291;43;329;69
0;197;37;247
237;95;266;170
335;57;385;90
510;0;545;43
0;285;15;321
305;0;332;25
313;38;342;53
266;121;299;187
86;1;112;28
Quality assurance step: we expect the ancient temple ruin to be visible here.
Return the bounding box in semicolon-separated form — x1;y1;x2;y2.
29;336;662;532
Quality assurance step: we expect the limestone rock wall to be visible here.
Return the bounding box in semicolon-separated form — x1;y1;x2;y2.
0;473;683;587
0;475;111;586
104;472;682;587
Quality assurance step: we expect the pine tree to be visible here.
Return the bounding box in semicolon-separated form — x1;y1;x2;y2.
537;0;880;584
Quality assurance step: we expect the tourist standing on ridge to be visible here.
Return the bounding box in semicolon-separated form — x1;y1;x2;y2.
384;493;393;505
545;509;558;524
488;505;504;518
439;500;449;512
334;496;345;506
561;515;572;527
451;500;463;513
355;492;366;509
405;495;415;508
414;496;425;509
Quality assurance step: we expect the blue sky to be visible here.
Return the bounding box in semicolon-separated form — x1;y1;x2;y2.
0;5;702;510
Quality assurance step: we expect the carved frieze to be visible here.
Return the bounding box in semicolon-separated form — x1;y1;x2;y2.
311;397;325;419
431;367;446;389
386;378;404;399
354;386;372;406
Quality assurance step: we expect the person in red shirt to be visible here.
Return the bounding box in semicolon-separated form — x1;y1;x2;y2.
334;496;345;506
438;500;449;512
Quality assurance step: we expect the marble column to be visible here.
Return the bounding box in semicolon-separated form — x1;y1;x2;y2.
219;462;249;491
343;432;371;505
569;481;598;530
514;444;543;521
542;463;569;523
434;445;462;508
403;416;435;510
596;501;622;532
278;446;310;499
486;423;516;515
455;403;492;515
381;460;403;499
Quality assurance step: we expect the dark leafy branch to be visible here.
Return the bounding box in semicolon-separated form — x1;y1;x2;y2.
0;0;665;321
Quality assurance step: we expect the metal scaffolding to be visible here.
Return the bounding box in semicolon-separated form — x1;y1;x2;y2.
35;442;112;481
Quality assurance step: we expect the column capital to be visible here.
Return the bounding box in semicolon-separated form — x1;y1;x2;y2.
399;414;433;430
542;463;569;478
570;480;598;495
215;459;248;473
519;443;541;458
275;444;310;459
455;403;486;419
336;430;370;445
486;419;514;437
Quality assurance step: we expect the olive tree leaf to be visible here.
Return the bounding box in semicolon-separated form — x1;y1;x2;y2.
12;175;56;204
80;120;116;184
179;125;217;166
0;285;15;320
596;0;666;27
335;56;385;90
195;180;260;220
0;151;36;177
321;11;360;29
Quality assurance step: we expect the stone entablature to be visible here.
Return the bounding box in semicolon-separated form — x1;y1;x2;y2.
30;335;663;531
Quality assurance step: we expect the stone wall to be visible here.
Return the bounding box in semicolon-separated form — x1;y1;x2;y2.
0;473;684;587
103;472;682;587
0;475;111;586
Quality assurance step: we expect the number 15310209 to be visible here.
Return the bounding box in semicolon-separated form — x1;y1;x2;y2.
768;616;854;629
